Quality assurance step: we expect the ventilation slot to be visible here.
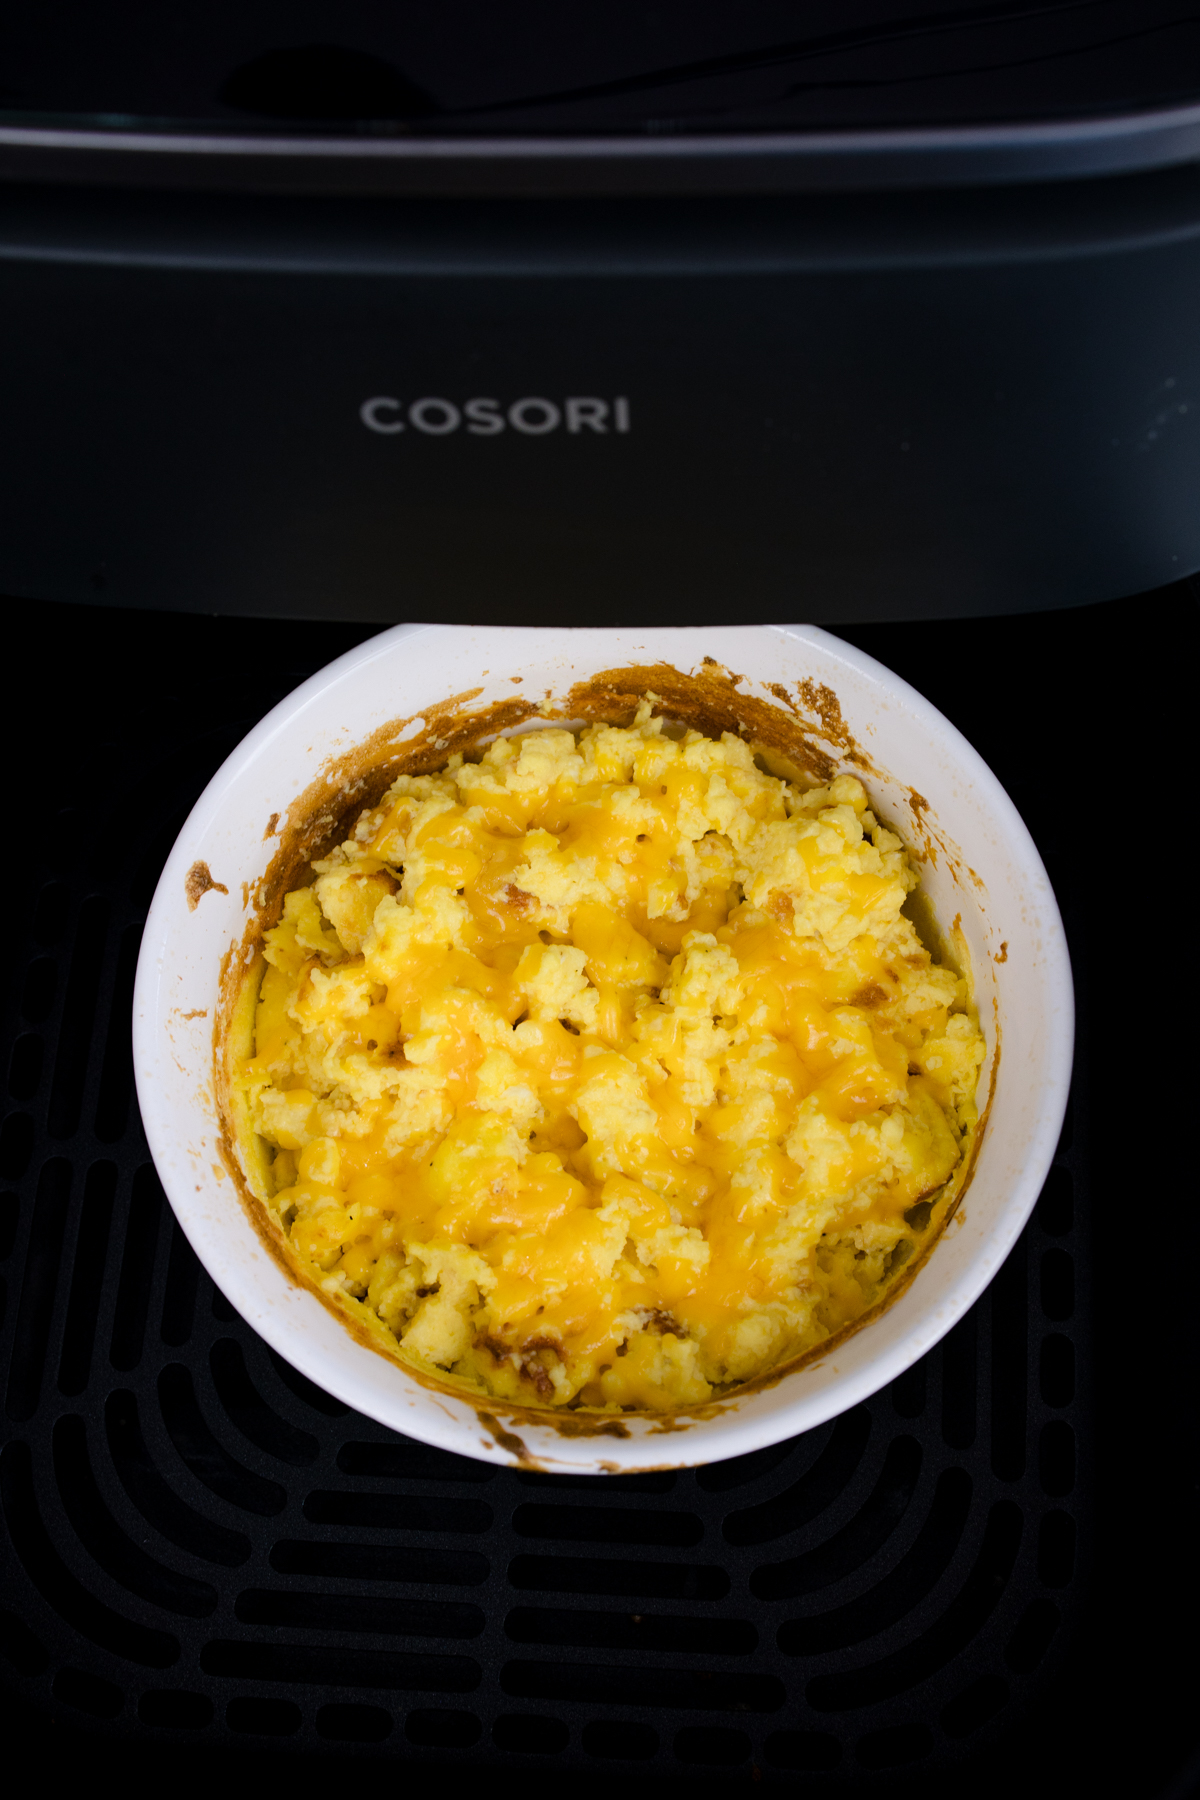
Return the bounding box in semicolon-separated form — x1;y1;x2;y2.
110;1166;163;1372
235;1588;485;1640
303;1490;492;1533
271;1539;489;1587
6;1159;72;1422
504;1606;755;1655
94;923;142;1143
160;1219;200;1349
200;1640;481;1693
512;1503;702;1547
507;1554;728;1602
47;897;108;1139
500;1659;784;1714
58;1162;117;1397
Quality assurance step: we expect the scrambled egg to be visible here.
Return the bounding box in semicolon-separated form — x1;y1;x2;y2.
234;706;983;1411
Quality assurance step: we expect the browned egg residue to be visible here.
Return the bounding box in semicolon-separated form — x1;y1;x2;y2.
185;861;229;911
795;679;860;760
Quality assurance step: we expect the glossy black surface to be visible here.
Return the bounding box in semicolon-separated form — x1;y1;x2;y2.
7;170;1200;622
2;2;1200;136
0;588;1195;1792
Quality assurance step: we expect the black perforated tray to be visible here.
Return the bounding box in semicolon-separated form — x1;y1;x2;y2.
1;593;1195;1794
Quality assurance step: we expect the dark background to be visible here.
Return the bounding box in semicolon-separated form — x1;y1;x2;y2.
4;1;1200;133
0;584;1195;1792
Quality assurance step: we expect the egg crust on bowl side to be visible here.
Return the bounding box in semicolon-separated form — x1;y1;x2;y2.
224;699;984;1414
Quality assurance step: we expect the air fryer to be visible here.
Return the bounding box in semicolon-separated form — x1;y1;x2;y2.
0;7;1195;1795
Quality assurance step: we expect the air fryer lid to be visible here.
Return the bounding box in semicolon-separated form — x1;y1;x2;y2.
4;2;1200;192
5;5;1200;626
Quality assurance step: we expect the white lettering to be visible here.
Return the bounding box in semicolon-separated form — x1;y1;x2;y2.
360;396;631;438
360;396;404;434
465;398;505;436
409;397;461;435
508;397;561;436
565;397;609;434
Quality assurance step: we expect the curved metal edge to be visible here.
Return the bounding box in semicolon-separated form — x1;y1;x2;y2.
4;104;1200;195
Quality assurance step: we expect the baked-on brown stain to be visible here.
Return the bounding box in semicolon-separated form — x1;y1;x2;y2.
185;862;228;911
536;1412;632;1441
477;1412;536;1464
561;661;841;785
212;656;994;1461
701;654;745;689
902;787;972;892
263;812;280;841
794;678;864;762
995;942;1009;964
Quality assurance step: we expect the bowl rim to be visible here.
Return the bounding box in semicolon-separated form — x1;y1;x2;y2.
133;621;1073;1471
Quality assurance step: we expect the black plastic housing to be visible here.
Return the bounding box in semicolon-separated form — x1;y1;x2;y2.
5;164;1200;624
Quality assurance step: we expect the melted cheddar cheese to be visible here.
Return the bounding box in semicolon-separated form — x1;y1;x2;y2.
235;706;984;1410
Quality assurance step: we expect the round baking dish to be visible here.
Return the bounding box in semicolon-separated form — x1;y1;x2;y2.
133;624;1071;1472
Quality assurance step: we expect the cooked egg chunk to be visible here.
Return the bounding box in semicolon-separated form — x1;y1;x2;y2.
237;707;984;1410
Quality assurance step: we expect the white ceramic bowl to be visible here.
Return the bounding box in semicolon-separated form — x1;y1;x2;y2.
134;624;1071;1473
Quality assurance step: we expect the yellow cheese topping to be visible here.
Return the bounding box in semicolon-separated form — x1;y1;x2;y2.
236;706;984;1411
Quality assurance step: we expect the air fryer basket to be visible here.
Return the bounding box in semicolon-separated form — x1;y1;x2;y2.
0;591;1191;1793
